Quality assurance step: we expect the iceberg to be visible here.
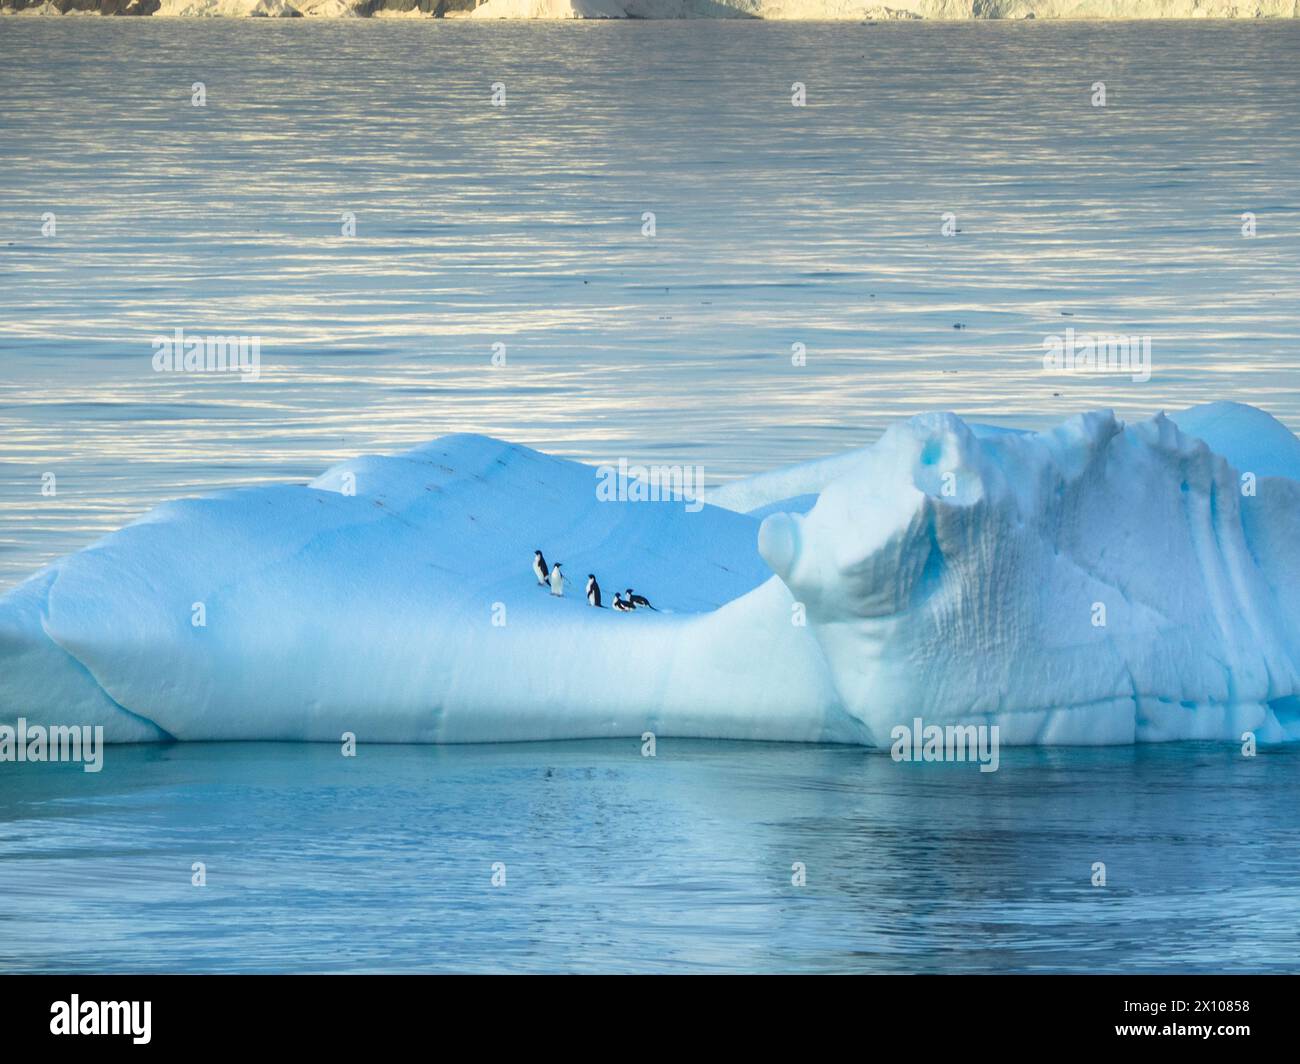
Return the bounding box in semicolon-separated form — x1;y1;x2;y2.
3;401;1299;747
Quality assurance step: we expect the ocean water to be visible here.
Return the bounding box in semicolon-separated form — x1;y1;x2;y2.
2;20;1299;973
2;20;1299;587
2;739;1298;974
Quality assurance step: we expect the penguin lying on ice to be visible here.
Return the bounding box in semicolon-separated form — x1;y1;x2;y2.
626;588;657;611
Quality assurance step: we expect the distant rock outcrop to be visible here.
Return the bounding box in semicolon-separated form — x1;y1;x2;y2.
3;0;1296;18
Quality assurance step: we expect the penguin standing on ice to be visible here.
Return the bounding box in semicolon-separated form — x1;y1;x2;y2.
585;574;602;608
549;562;564;597
626;588;657;611
612;592;634;612
533;550;549;586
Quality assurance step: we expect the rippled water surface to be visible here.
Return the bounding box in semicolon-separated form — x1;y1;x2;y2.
2;20;1299;587
1;21;1298;972
1;740;1297;973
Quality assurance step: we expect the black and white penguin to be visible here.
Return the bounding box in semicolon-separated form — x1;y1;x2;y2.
533;550;549;586
549;562;564;597
626;588;657;611
612;592;634;612
585;574;602;608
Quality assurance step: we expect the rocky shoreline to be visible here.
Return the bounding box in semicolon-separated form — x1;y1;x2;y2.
2;0;1294;18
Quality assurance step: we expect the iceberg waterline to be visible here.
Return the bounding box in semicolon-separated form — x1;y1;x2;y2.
2;401;1299;747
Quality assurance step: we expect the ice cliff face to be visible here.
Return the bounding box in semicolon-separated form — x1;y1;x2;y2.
4;0;1296;17
2;403;1298;747
758;407;1300;746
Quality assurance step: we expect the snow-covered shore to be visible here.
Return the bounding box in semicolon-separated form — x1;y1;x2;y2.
3;0;1297;17
4;401;1299;747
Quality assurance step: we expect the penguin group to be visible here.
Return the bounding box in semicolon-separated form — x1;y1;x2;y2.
533;550;564;596
533;550;657;612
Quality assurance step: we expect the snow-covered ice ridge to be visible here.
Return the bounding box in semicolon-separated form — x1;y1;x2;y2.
4;0;1297;18
4;401;1299;747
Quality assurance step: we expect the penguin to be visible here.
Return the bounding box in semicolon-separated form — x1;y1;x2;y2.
533;550;549;586
626;588;657;611
612;592;635;612
549;562;564;597
585;574;602;608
